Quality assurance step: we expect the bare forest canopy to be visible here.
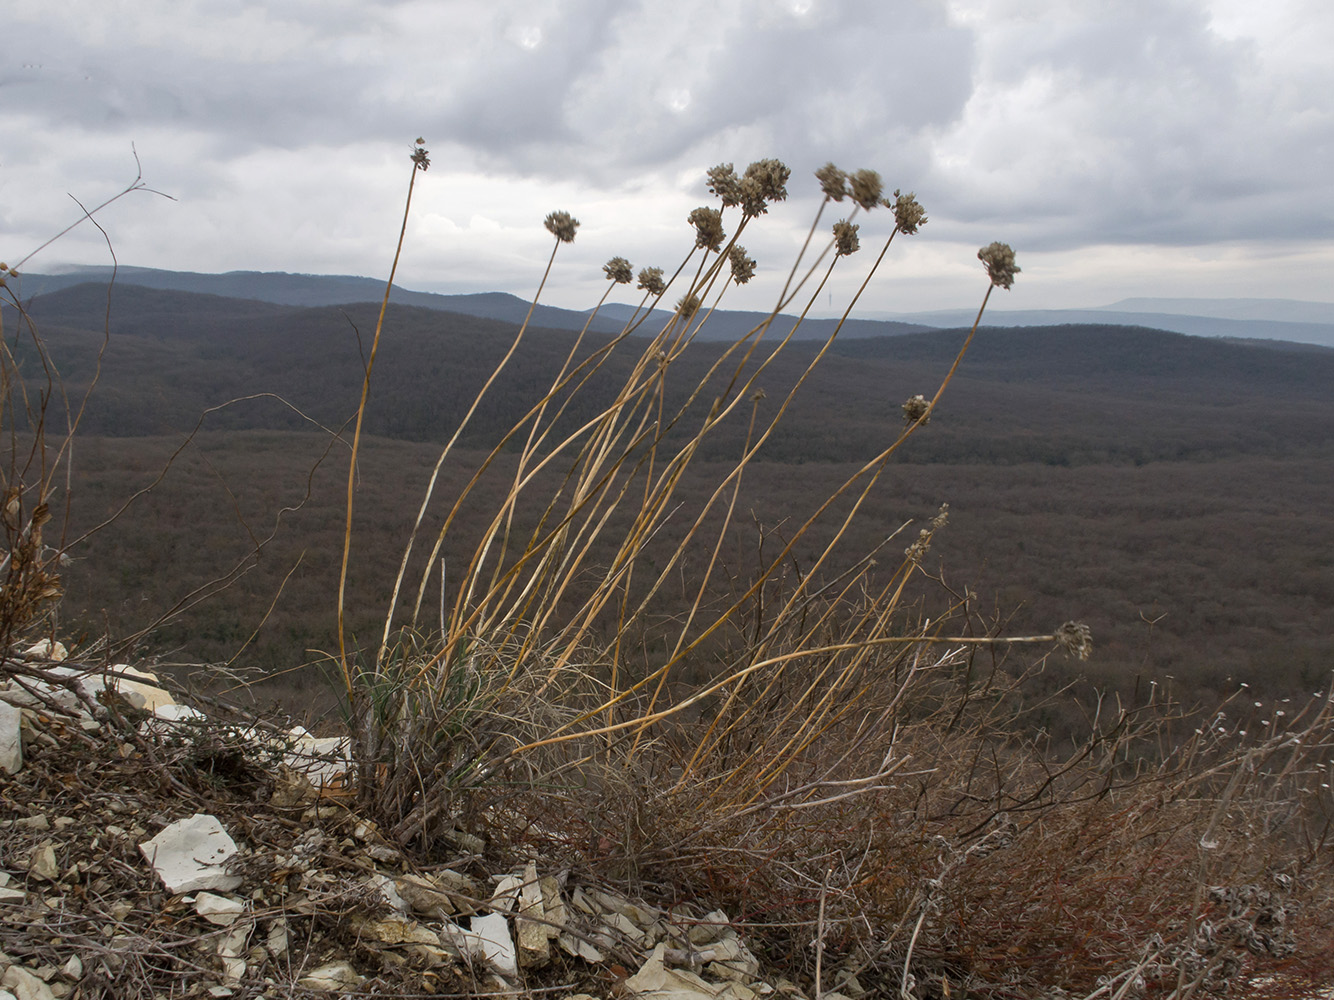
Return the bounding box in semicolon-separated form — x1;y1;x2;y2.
7;281;1332;728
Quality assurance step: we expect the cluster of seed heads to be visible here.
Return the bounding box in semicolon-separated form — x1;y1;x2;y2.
832;220;860;257
603;257;633;284
1055;621;1093;661
530;158;1010;315
978;241;1021;289
902;394;931;425
410;138;430;171
544;211;580;244
688;206;726;252
637;267;666;296
728;245;756;285
676;294;702;323
891;189;926;235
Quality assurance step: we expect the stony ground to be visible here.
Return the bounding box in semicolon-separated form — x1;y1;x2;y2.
0;658;816;1000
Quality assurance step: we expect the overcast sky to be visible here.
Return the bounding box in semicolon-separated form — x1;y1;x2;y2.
4;0;1331;316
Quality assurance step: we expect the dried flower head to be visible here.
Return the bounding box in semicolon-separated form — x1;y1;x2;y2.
637;267;666;296
848;169;883;211
544;211;580;244
931;503;949;529
688;206;726;252
707;163;742;208
890;189;927;235
410;139;430;171
676;293;702;323
978;241;1020;289
603;257;633;284
832;220;860;257
740;158;791;217
750;387;767;402
902;394;931;425
904;527;933;564
728;244;756;285
1055;621;1093;661
815;163;848;201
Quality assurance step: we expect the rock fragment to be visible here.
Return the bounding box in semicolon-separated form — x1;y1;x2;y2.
470;911;518;978
139;814;242;893
194;892;246;926
516;861;550;967
0;701;21;774
0;966;57;1000
297;961;362;990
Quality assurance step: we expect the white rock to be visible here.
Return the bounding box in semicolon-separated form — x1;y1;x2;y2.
490;873;522;913
195;892;246;926
516;861;549;967
297;961;362;990
110;665;176;712
139;814;242;893
0;701;20;774
266;917;289;958
704;935;760;982
540;875;566;938
217;920;252;982
370;873;409;915
471;911;518;978
283;735;351;788
558;931;605;963
625;943;732;1000
27;845;58;882
153;703;206;723
0;967;56;1000
22;640;67;662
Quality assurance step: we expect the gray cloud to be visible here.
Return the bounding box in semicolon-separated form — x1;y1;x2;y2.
2;0;1331;312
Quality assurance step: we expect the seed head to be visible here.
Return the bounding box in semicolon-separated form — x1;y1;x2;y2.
815;163;848;202
902;394;931;425
889;189;927;235
688;206;726;252
728;244;756;285
637;267;666;296
848;169;883;211
677;293;702;323
978;241;1020;289
832;220;860;257
740;158;791;218
544;211;580;244
410;138;430;171
603;257;633;284
1055;621;1093;661
904;527;933;565
707;163;742;208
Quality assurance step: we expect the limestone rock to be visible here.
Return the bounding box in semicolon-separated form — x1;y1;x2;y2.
22;640;67;662
195;892;246;926
0;967;56;1000
139;814;242;893
297;961;362;990
0;701;21;774
516;861;550;967
470;911;517;978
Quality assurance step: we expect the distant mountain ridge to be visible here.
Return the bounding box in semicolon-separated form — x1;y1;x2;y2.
16;266;1334;348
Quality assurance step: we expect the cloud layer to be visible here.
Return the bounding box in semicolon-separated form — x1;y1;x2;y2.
3;0;1330;313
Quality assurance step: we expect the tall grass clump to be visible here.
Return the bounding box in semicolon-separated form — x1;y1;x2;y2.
328;144;1333;998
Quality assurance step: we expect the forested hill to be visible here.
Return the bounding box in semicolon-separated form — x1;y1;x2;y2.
7;282;1332;713
8;282;1334;465
14;269;930;342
